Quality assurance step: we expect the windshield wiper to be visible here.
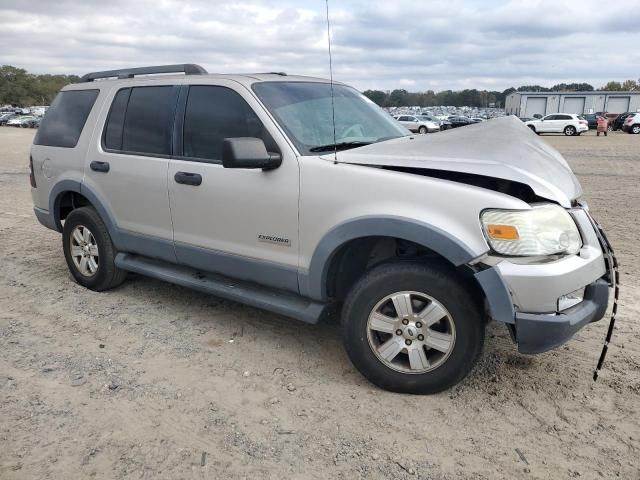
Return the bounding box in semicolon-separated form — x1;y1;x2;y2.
309;140;372;153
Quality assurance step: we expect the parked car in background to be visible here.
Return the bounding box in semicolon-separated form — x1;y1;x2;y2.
394;115;440;133
28;117;42;128
7;115;37;128
417;115;451;131
613;112;634;131
0;112;17;125
583;113;599;129
622;113;640;134
518;117;533;122
448;116;473;128
524;114;588;136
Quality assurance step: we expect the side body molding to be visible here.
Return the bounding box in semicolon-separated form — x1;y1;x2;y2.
299;216;481;301
48;179;118;234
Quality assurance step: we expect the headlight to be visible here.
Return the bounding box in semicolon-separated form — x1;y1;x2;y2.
480;204;582;256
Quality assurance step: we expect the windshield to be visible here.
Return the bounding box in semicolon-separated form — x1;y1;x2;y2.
252;81;409;155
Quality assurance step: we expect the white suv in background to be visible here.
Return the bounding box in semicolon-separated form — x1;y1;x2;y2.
394;114;440;134
524;114;588;136
622;113;640;134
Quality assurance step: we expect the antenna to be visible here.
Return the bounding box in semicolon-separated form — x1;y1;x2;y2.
325;0;337;163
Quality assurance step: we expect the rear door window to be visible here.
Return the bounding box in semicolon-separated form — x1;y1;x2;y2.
103;85;179;156
34;89;98;148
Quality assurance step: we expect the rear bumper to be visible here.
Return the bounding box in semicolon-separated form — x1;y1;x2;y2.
514;278;608;354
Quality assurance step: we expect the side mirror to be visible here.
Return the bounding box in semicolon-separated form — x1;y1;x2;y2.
222;137;281;170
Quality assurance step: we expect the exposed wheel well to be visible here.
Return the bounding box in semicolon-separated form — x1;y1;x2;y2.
324;236;485;312
56;191;93;224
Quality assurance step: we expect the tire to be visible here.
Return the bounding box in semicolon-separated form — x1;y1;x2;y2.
418;126;428;134
631;125;640;135
527;125;536;133
341;261;485;394
62;207;127;291
564;125;576;136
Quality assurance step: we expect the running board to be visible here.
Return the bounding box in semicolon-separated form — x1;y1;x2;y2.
114;253;331;324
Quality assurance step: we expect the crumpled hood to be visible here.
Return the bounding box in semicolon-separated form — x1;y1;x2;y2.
330;116;582;207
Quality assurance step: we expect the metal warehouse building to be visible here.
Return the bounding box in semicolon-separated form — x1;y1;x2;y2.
505;91;640;117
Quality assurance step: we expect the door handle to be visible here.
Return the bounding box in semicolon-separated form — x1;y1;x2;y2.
174;171;202;186
90;161;110;173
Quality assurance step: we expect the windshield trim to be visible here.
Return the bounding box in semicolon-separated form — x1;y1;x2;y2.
251;80;408;156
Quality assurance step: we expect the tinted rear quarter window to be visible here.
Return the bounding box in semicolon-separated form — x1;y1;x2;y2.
103;88;131;151
34;89;98;148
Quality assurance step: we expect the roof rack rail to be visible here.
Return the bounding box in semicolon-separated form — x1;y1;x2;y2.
261;72;287;76
79;64;207;83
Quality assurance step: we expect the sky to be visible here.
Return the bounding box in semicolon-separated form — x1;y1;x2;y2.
0;0;639;92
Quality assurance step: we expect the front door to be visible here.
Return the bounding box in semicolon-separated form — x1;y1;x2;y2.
167;82;300;293
539;114;557;133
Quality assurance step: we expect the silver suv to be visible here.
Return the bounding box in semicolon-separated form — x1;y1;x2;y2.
30;64;612;394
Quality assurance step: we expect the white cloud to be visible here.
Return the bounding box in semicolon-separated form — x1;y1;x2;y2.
0;0;638;91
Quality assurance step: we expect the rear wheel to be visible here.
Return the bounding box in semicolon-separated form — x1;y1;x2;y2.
341;262;485;394
418;126;428;134
63;207;127;291
631;125;640;134
564;125;576;136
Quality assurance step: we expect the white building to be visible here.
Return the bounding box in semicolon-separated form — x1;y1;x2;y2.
505;91;640;117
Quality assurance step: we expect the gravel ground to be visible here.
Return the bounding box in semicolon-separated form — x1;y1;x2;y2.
1;127;638;479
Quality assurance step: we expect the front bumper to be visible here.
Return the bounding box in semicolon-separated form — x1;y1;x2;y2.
483;207;610;353
514;278;608;354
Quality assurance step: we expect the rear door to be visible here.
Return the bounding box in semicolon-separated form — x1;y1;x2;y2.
557;114;573;132
167;82;300;292
84;84;177;262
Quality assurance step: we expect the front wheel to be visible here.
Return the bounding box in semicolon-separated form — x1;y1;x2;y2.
631;125;640;134
63;207;127;291
564;125;576;136
418;126;428;134
341;262;485;394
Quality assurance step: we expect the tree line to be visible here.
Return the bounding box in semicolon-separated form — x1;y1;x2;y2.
0;65;80;106
1;64;639;108
364;80;640;108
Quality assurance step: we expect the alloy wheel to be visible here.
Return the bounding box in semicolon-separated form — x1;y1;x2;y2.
366;291;456;374
69;225;99;277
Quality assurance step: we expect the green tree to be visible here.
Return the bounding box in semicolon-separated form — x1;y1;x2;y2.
362;89;388;106
601;81;623;91
387;89;409;107
621;79;639;91
0;65;79;106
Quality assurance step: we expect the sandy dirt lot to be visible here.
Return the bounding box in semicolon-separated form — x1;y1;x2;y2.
1;126;638;479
